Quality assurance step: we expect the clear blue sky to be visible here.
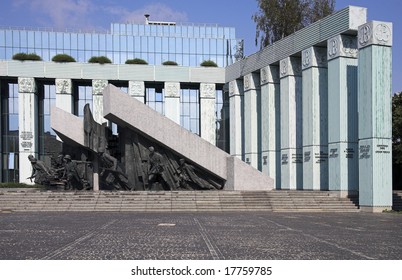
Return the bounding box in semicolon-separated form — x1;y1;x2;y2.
0;0;400;92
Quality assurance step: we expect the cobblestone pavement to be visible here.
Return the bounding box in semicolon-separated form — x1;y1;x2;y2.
0;211;401;260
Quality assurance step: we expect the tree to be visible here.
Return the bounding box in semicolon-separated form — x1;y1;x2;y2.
253;0;335;48
393;92;402;164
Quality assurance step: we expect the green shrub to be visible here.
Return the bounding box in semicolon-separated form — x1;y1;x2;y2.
162;60;178;66
125;58;148;65
200;60;218;67
52;54;76;62
88;56;112;64
12;53;42;61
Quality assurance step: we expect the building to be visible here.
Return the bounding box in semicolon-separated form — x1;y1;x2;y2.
0;6;394;211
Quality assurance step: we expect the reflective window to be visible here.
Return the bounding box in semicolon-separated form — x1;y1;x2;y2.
0;30;5;46
56;32;63;49
5;31;12;47
35;31;41;48
180;85;199;135
215;85;229;152
74;84;93;117
1;81;19;182
70;33;77;50
27;31;34;48
42;32;49;48
38;83;61;166
12;31;19;47
146;83;164;115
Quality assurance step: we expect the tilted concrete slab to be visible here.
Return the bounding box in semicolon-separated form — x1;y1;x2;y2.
50;107;85;147
103;84;274;190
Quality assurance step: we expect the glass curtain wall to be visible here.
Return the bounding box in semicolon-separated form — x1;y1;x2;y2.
1;81;19;182
38;82;62;167
74;83;93;117
145;83;164;115
215;85;230;152
180;84;199;135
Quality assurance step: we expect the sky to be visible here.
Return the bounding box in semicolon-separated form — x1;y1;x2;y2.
0;0;400;92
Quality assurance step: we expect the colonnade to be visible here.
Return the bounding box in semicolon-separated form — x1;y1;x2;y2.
229;21;393;211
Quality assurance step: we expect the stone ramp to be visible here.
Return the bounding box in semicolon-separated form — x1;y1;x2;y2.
102;84;274;191
0;190;360;212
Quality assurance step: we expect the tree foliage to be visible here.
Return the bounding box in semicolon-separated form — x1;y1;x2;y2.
393;93;402;164
253;0;335;48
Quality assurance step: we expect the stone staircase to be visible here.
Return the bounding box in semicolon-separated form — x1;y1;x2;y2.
0;189;360;212
393;191;402;211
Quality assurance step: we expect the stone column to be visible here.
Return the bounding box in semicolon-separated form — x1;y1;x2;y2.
55;79;73;141
18;77;38;184
229;79;244;160
92;79;108;124
164;82;180;124
129;81;145;103
200;83;216;145
279;57;302;190
327;35;359;196
358;21;393;212
260;66;280;188
301;47;328;190
243;73;260;169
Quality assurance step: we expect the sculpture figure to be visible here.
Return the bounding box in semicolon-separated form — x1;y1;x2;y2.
63;155;82;190
147;146;167;190
99;146;130;190
27;155;51;185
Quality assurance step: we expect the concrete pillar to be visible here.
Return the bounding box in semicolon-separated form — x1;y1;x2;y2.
200;83;216;145
279;57;302;190
327;35;359;195
260;66;280;187
129;81;145;103
92;79;108;124
301;47;328;190
358;21;393;212
18;77;38;184
164;82;180;124
55;79;73;141
229;79;244;160
243;73;260;169
55;79;73;113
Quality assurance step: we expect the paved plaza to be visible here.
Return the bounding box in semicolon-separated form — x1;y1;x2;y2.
0;211;401;260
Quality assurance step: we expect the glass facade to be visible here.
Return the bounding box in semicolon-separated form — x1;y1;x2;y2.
74;84;93;117
145;83;164;115
0;23;241;67
1;81;19;182
215;86;230;153
180;84;200;135
38;82;62;166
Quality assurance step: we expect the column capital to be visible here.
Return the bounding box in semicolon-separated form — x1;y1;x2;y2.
128;81;145;98
200;83;216;99
327;35;358;60
18;77;36;93
358;21;393;49
229;80;243;97
243;73;260;91
302;47;327;70
165;82;180;98
92;79;108;95
55;79;72;94
260;65;279;85
280;57;302;78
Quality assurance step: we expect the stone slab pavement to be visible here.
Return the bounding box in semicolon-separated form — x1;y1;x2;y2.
0;211;401;260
